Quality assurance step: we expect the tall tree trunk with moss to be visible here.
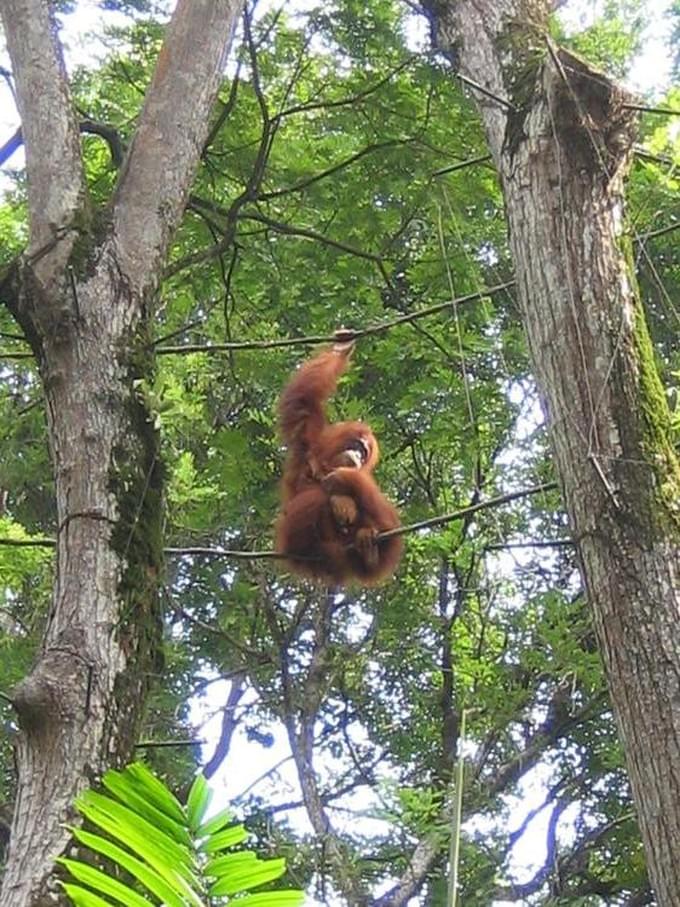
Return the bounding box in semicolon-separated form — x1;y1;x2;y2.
424;0;680;902
0;2;242;904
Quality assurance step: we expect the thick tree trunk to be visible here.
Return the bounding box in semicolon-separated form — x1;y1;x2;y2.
1;256;163;907
0;1;243;903
426;1;680;902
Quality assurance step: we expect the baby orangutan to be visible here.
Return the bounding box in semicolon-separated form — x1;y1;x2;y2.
275;332;402;586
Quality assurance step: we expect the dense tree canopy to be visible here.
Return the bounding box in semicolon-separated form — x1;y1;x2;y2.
0;1;678;904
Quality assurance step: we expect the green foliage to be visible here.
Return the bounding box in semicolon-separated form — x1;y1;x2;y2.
59;763;304;907
555;0;644;77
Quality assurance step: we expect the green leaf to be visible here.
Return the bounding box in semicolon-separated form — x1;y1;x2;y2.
209;857;286;896
205;850;257;876
186;772;211;831
234;893;306;907
199;823;248;853
57;859;154;907
196;804;234;838
68;827;192;907
118;763;186;824
76;790;192;875
102;769;191;845
74;796;198;893
60;884;117;907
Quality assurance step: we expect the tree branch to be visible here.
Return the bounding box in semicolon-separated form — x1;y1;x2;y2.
0;0;85;277
379;481;558;540
0;482;558;556
152;280;516;355
485;690;607;798
237;211;394;286
111;0;243;290
280;592;371;906
204;673;247;779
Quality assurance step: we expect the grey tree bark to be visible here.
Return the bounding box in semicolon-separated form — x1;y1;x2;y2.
0;1;242;904
423;0;680;903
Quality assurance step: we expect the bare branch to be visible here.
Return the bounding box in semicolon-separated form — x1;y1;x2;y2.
204;673;247;779
432;153;492;176
0;128;22;167
378;481;558;540
258;140;407;201
281;593;371;905
202;66;241;154
78;119;125;167
486;691;607;798
492;795;570;900
623;103;680;116
135;738;205;748
153;280;516;355
276;55;418;120
373;836;441;906
0;481;557;557
0;537;56;549
236;211;394;286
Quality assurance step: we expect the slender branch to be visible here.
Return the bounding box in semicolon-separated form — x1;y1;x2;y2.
456;72;514;110
257;139;406;201
485;538;574;550
0;537;56;548
281;593;371;905
153;281;516;355
0;351;33;361
433;153;492;176
378;480;558;541
373;835;441;906
622;103;680;116
135;738;205;748
491;796;570;900
0;128;22;167
239;211;393;285
638;222;680;242
0;480;558;555
204;673;247;779
202;66;241;154
165;545;281;559
486;690;606;798
276;55;418;120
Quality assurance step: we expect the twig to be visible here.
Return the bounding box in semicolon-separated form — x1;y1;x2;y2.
239;211;393;286
0;536;56;547
165;545;282;559
623;103;680;116
638;222;680;242
276;55;418;120
135;738;206;748
485;538;574;550
433;154;492;176
456;73;514;110
258;140;407;201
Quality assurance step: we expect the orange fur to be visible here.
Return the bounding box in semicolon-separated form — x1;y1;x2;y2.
275;339;402;585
